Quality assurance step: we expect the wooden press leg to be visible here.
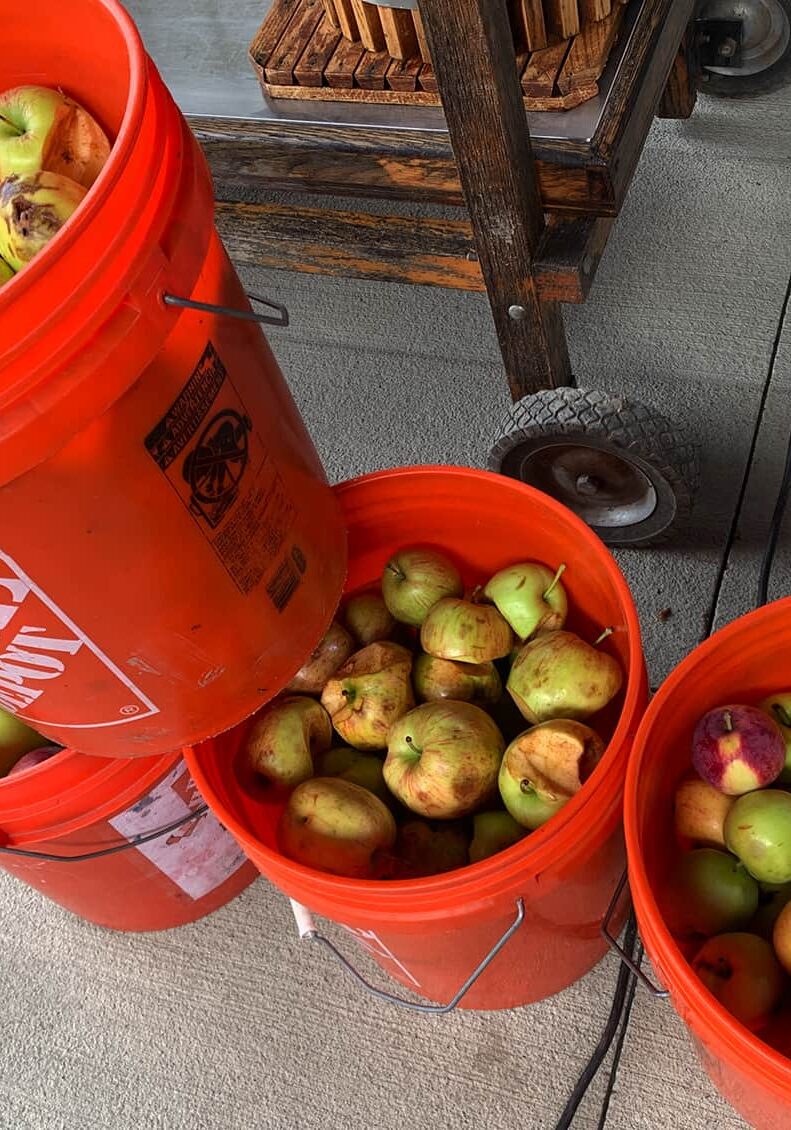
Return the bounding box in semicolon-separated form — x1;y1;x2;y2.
416;0;572;401
657;30;699;119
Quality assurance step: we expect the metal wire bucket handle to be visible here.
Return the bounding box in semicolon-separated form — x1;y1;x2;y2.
0;804;209;864
290;897;525;1015
162;291;289;328
600;870;669;999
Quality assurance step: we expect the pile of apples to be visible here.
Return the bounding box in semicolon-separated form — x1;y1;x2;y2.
671;697;791;1033
241;546;624;880
0;85;111;286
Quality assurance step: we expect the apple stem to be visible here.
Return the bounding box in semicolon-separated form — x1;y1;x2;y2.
593;627;614;646
543;563;566;600
772;703;791;729
723;710;733;732
386;563;404;580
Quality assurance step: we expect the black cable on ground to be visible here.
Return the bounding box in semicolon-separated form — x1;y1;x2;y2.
757;415;791;607
595;941;643;1130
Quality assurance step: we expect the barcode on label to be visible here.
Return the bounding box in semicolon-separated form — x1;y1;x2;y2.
267;557;300;612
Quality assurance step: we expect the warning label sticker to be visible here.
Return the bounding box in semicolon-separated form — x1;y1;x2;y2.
145;343;302;599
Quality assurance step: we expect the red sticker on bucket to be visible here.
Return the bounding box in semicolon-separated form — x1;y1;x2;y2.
0;552;159;730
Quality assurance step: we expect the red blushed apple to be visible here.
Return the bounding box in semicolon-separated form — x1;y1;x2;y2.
692;933;786;1032
691;705;785;796
674;777;734;848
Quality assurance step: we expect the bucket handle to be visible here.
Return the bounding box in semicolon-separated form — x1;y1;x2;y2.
289;897;525;1014
162;291;289;328
601;870;669;999
0;804;209;863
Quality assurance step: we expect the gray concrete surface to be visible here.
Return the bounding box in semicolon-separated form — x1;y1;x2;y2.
2;16;791;1130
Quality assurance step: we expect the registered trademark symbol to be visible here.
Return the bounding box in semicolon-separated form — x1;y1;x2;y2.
120;705;140;715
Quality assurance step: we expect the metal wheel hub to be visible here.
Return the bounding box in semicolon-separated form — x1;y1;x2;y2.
701;0;790;74
510;439;660;529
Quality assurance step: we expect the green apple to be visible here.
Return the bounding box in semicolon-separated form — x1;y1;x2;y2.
469;811;527;863
286;619;355;695
671;849;759;937
242;695;332;789
412;652;502;706
321;641;414;750
0;709;45;777
773;899;791;974
0;258;14;286
483;561;567;641
315;746;391;805
343;592;395;647
0;85;111;187
384;701;504;819
420;597;513;664
381;546;463;627
507;630;623;723
674;776;734;848
278;778;396;878
498;718;605;830
392;819;470;877
759;693;791;784
0;172;87;271
725;790;791;884
693;933;786;1032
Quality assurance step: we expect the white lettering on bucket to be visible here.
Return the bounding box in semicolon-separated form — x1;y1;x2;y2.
109;761;249;900
342;925;422;989
0;551;159;729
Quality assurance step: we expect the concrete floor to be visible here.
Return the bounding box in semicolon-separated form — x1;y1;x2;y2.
2;13;791;1130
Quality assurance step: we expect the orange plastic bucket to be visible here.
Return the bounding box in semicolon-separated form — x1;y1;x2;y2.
0;0;345;757
625;599;791;1128
186;466;647;1009
0;749;258;930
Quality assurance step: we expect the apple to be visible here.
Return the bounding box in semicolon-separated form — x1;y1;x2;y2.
278;777;396;878
469;810;528;863
692;705;785;796
6;744;61;777
286;620;355;695
343;592;395;646
692;933;786;1032
0;172;87;271
751;883;791;939
483;561;567;641
498;719;605;830
420;598;513;664
384;701;504;819
321;641;414;750
725;790;791;884
391;819;470;877
759;693;791;784
507;630;623;724
674;777;734;848
0;709;45;777
670;849;759;937
0;85;111;187
242;695;332;789
773;899;791;974
315;746;391;805
412;653;502;707
0;258;13;287
381;546;463;627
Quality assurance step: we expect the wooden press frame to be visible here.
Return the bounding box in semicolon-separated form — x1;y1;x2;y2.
190;0;698;402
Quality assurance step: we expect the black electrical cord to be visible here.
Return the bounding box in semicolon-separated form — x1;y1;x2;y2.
757;418;791;607
595;940;642;1130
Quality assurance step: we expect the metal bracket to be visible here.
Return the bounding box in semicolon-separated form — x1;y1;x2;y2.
292;898;525;1014
600;871;670;999
163;291;289;328
695;17;743;68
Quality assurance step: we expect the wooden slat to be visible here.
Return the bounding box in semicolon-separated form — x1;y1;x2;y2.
379;6;419;59
265;0;325;84
249;0;303;73
351;0;386;50
657;34;698;118
514;0;548;51
522;38;570;93
325;34;366;85
579;0;612;22
321;0;340;26
419;62;438;92
532;215;613;301
544;0;580;42
558;4;623;92
355;48;392;88
386;55;424;91
412;10;431;59
333;0;360;40
294;16;343;85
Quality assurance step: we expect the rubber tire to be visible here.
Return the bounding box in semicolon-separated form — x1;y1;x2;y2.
701;0;791;96
488;388;700;548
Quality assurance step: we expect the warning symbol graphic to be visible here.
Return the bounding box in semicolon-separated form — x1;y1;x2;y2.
183;409;252;528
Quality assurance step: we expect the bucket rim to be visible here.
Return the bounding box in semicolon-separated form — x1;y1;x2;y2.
186;464;645;919
625;597;791;1094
